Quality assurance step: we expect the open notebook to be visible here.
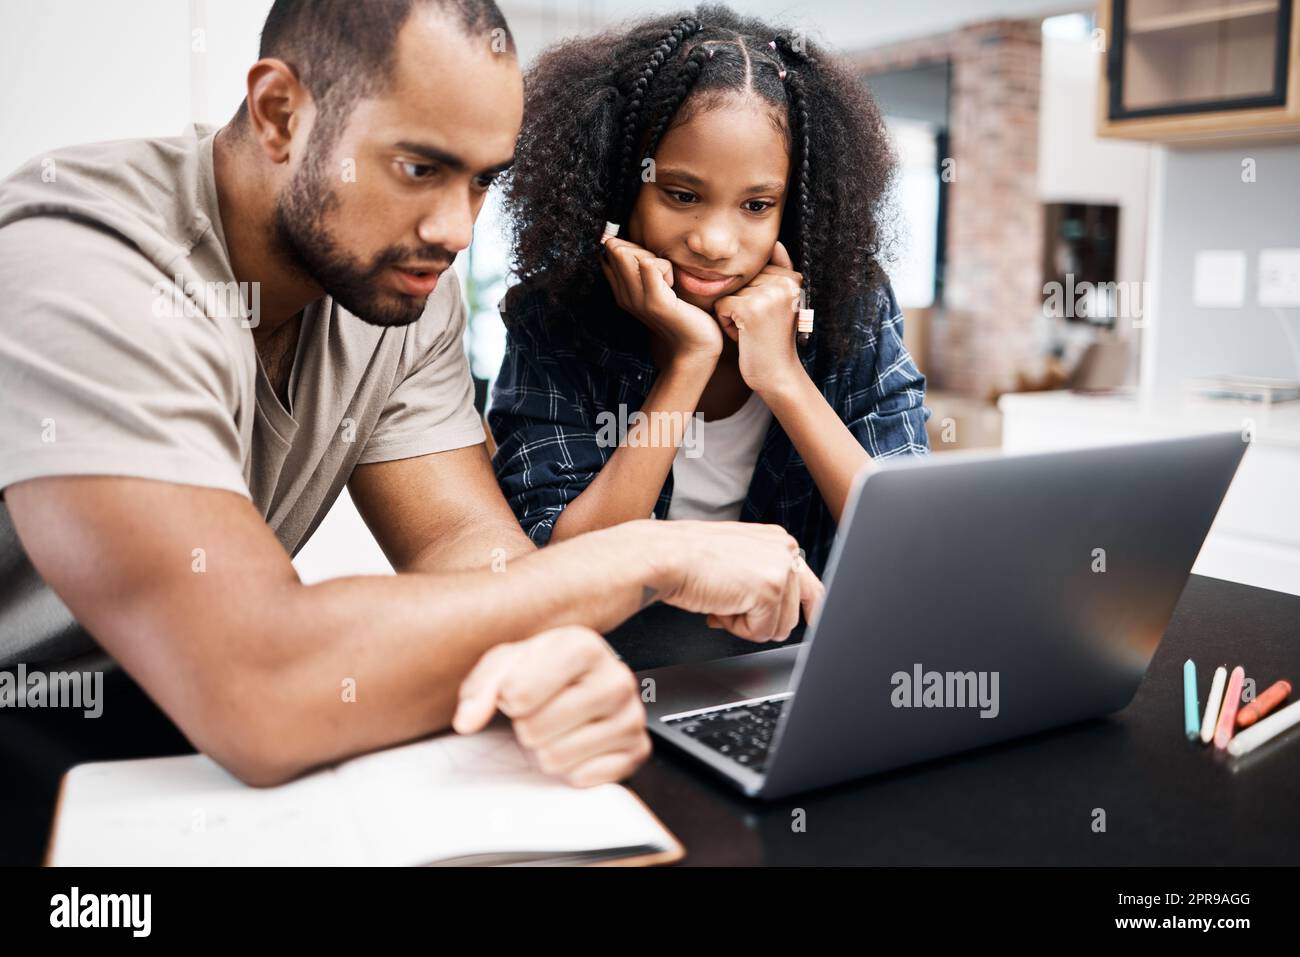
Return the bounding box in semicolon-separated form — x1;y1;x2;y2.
46;726;683;866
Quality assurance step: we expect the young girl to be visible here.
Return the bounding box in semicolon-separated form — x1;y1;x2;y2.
489;4;929;579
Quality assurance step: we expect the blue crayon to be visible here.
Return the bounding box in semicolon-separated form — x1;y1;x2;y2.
1183;659;1199;740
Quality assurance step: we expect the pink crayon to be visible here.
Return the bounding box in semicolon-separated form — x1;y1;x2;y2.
1213;666;1246;749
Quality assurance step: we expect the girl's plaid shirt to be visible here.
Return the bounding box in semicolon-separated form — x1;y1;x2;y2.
488;282;930;576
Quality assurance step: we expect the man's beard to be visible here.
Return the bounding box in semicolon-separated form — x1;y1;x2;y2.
271;159;446;328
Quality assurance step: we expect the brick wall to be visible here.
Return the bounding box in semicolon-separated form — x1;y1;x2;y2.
851;20;1045;398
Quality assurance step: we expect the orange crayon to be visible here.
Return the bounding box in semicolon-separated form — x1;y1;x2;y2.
1237;679;1292;728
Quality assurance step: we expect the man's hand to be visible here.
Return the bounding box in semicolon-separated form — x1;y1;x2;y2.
452;626;651;787
639;519;825;642
599;236;722;367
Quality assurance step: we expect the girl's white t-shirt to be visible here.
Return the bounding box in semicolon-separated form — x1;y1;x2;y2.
665;390;773;522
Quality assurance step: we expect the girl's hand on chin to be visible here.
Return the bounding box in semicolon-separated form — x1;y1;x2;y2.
599;236;722;368
714;241;806;396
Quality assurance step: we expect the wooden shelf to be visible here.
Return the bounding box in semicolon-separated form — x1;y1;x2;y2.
1129;1;1279;36
1096;0;1300;145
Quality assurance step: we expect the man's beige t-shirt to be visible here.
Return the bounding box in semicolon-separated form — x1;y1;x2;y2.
0;124;486;667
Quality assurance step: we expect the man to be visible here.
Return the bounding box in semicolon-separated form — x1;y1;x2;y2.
0;0;822;788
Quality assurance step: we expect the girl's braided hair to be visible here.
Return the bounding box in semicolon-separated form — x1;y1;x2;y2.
501;3;897;363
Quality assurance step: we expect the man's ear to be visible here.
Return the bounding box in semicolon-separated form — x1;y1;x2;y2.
243;58;309;165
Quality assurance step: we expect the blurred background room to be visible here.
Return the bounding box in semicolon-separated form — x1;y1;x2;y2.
3;0;1297;594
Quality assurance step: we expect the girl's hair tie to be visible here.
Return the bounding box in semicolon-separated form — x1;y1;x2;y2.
768;39;777;50
778;68;787;80
797;288;814;343
601;221;620;242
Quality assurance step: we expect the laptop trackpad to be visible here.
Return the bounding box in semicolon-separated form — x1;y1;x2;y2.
669;645;799;703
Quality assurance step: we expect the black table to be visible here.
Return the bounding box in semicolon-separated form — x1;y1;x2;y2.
614;575;1300;865
3;575;1297;867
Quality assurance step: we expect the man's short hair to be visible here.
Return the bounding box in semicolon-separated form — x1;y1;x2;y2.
236;0;514;144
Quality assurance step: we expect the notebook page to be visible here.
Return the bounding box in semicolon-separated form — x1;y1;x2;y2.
334;728;674;866
49;729;674;866
49;754;367;866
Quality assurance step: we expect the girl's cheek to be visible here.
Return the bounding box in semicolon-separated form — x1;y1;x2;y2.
627;209;658;249
632;209;673;252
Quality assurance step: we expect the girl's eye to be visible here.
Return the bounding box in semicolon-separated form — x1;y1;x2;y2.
666;189;698;204
399;161;439;180
744;200;776;213
472;172;498;192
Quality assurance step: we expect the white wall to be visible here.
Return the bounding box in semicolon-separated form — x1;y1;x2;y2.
189;0;274;126
0;0;193;176
502;0;1083;54
1148;142;1300;390
1035;28;1154;382
1038;32;1152;293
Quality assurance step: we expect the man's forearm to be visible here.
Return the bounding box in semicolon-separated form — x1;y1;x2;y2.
8;475;816;790
218;520;670;783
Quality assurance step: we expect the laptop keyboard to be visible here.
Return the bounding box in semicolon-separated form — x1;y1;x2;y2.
662;695;790;774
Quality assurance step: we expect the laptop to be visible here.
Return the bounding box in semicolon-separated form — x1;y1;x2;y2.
639;432;1248;799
